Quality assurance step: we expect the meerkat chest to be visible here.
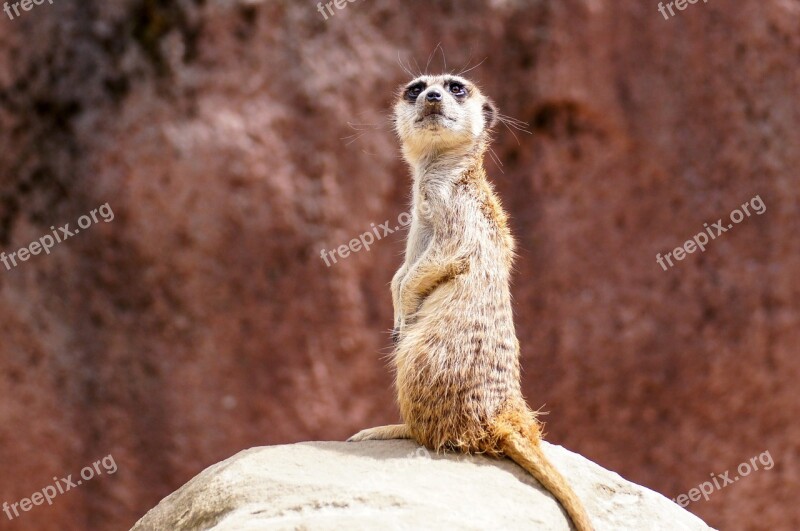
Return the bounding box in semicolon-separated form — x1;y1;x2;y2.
402;203;434;265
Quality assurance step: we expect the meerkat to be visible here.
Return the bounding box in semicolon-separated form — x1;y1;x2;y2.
347;73;593;531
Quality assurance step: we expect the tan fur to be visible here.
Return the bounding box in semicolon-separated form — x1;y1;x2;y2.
348;74;593;531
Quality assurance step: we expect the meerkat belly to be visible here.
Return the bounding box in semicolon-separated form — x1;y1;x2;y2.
394;273;521;452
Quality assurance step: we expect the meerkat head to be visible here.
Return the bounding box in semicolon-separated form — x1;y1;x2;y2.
393;74;497;166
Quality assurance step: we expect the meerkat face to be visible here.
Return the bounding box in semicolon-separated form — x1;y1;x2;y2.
394;74;497;164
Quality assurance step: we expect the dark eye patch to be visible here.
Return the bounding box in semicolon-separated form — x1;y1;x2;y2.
445;79;468;99
405;82;426;102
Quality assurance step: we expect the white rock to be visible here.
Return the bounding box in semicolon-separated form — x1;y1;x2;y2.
131;440;715;531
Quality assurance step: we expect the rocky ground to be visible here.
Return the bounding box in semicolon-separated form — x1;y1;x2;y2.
131;440;715;531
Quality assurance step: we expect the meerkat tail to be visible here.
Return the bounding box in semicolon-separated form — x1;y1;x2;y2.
500;432;594;531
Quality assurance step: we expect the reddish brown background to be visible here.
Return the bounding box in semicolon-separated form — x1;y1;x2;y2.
0;0;797;529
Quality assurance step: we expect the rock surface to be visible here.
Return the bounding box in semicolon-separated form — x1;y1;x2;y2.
132;441;714;531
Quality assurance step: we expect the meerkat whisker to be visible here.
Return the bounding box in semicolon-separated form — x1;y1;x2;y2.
345;122;383;131
495;114;532;148
500;119;522;146
457;56;487;77
342;132;368;146
425;42;441;75
497;114;532;133
424;42;447;75
410;56;424;77
397;51;416;79
455;54;474;77
487;147;505;174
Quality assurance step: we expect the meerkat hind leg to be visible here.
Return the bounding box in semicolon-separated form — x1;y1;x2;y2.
347;424;412;442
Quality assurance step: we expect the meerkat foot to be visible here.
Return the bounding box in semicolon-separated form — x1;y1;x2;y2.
347;424;411;442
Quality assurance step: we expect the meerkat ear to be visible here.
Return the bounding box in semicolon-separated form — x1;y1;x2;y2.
482;99;498;130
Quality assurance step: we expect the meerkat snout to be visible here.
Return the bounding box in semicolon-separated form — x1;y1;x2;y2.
394;74;497;164
424;88;443;102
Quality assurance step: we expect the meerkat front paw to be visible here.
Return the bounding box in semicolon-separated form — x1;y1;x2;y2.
392;313;419;344
393;304;408;340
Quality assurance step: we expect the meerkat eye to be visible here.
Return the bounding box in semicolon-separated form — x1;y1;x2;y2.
405;83;425;102
449;82;466;97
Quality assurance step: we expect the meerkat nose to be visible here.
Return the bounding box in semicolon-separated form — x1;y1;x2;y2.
425;89;443;103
